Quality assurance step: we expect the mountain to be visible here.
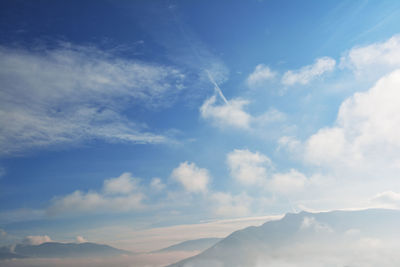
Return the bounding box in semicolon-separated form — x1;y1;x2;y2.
0;242;132;259
168;209;400;267
154;238;222;253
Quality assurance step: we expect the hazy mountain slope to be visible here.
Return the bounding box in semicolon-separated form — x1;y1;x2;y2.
154;238;222;253
168;209;400;267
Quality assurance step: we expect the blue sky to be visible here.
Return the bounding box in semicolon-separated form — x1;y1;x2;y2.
2;0;400;252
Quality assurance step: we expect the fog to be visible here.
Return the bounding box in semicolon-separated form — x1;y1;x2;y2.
0;251;198;267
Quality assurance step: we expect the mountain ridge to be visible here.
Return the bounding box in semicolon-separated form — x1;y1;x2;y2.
168;208;400;267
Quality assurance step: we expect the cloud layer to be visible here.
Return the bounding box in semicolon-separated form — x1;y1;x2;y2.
48;173;145;215
0;44;185;155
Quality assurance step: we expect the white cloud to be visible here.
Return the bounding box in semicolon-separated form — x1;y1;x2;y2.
200;95;286;131
49;190;144;215
300;216;333;233
282;57;336;86
103;173;139;195
210;192;252;217
75;236;87;243
150;177;165;192
0;44;185;155
200;95;251;129
22;235;52;245
247;64;276;88
341;35;400;76
270;169;307;194
304;69;400;170
48;173;145;215
171;162;210;193
371;191;400;208
226;149;271;186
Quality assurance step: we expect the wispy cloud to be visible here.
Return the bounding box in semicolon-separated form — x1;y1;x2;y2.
246;64;276;88
282;57;336;86
0;44;185;155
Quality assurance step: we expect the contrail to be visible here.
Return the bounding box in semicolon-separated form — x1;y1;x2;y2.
168;6;229;105
206;70;229;105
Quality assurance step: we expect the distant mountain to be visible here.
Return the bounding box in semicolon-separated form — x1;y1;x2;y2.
0;242;132;259
168;209;400;267
154;238;222;253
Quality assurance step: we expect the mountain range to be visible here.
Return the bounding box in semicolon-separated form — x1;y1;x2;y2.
168;209;400;267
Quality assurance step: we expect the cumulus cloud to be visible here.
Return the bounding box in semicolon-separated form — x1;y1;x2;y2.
341;35;400;76
227;149;271;186
200;95;252;129
226;148;309;198
200;94;286;131
247;64;276;88
282;57;336;86
48;173;145;215
22;235;52;245
0;44;185;155
304;69;400;171
103;173;139;195
171;162;210;193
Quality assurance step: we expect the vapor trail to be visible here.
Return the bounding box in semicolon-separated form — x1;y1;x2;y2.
206;70;229;104
168;7;229;105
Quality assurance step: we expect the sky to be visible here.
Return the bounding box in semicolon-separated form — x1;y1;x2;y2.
2;0;400;253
